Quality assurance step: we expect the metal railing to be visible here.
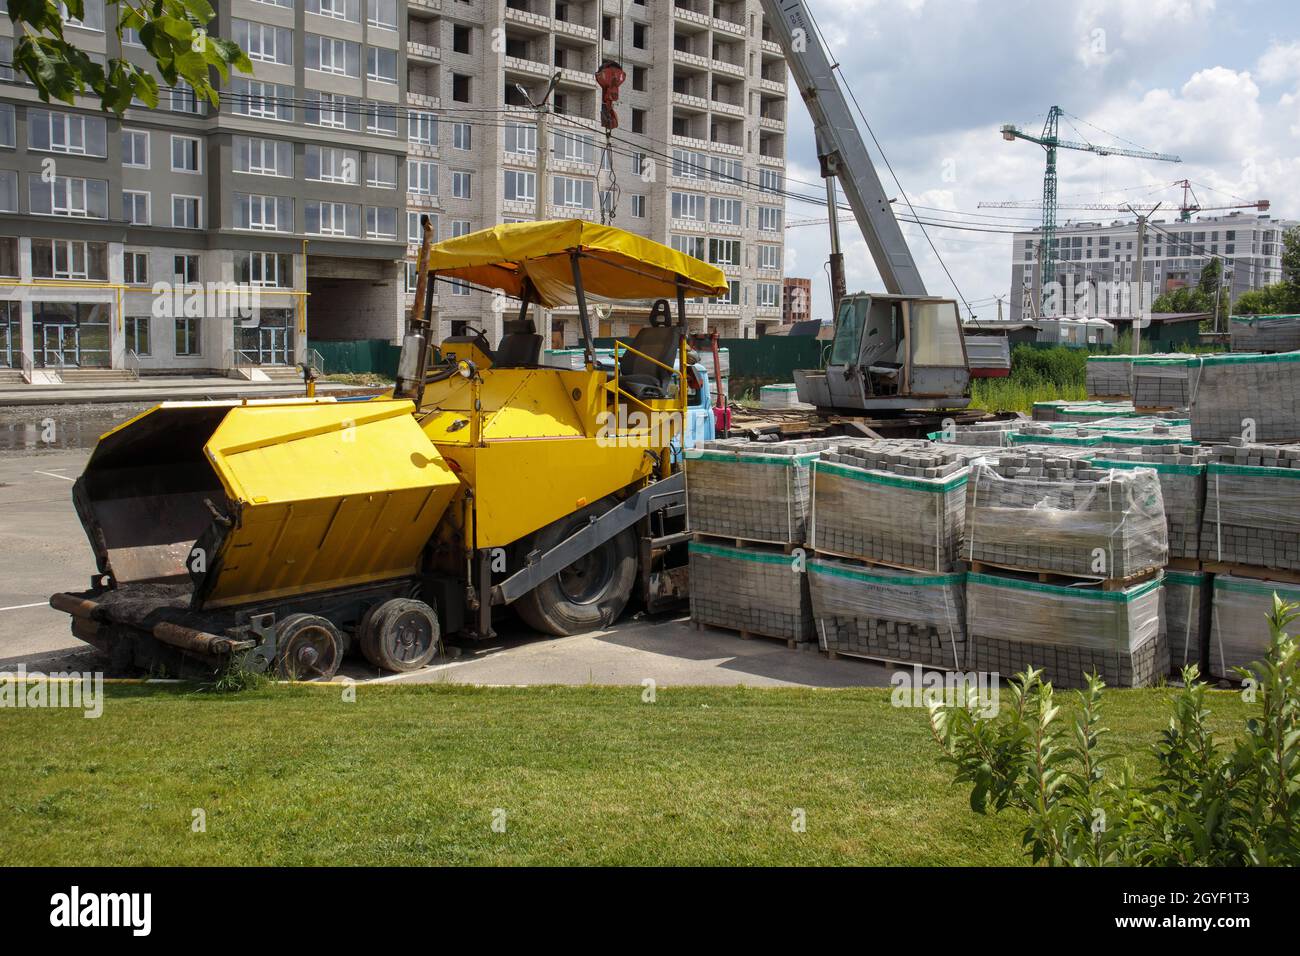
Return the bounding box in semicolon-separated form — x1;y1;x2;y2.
225;348;260;370
123;349;141;381
46;351;65;384
20;351;33;384
305;347;325;374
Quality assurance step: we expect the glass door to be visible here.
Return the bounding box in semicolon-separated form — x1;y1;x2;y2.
41;323;80;368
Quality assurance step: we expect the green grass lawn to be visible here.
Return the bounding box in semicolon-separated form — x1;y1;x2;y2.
970;378;1087;415
0;683;1251;866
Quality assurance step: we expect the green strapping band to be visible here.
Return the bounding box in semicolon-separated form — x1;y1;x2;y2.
1230;314;1300;325
1214;576;1300;598
967;571;1163;601
685;449;820;467
812;459;969;492
1208;462;1300;480
688;540;796;566
1087;355;1136;363
1164;570;1206;587
1091;458;1204;476
1198;350;1300;366
1104;434;1191;446
1010;433;1101;446
808;560;963;587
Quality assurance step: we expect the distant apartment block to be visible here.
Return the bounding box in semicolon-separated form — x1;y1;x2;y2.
781;276;810;324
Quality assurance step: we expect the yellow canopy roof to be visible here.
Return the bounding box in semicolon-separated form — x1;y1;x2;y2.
426;219;730;308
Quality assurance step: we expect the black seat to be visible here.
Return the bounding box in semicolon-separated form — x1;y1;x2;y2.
494;319;543;367
617;302;680;399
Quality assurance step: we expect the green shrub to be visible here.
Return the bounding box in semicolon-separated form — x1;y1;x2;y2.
929;597;1300;866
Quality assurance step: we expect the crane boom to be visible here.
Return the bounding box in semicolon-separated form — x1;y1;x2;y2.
758;0;926;296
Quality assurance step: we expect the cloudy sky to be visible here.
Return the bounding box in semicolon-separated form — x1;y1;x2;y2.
780;0;1300;322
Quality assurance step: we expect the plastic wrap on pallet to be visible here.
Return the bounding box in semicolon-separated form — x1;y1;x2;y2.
808;558;966;669
688;540;813;642
810;461;967;572
1163;570;1205;675
1130;355;1200;410
1190;351;1300;443
1230;315;1300;353
965;572;1167;688
684;439;838;545
1200;445;1300;571
1092;447;1207;561
1086;355;1135;398
1209;574;1300;679
963;457;1168;579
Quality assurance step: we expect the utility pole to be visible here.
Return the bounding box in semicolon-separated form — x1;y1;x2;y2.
1126;202;1161;356
518;74;561;221
996;295;1005;323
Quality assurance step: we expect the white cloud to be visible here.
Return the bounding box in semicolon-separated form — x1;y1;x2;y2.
1257;40;1300;85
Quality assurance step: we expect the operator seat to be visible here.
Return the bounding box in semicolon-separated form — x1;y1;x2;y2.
493;319;543;367
616;300;679;400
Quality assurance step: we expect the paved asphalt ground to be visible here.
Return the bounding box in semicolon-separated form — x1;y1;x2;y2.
0;403;893;688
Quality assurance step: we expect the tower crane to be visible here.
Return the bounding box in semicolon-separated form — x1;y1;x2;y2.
998;106;1181;286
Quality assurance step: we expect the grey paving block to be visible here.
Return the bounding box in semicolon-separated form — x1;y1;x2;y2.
688;540;814;642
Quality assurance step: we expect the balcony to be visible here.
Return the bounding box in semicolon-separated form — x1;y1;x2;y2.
407;41;440;64
672;91;708;113
711;58;744;79
547;204;598;221
711;98;743;118
757;152;785;167
505;55;555;79
673;6;709;28
761;38;783;57
711;16;744;36
408;0;442;12
758;114;785;131
552;17;598;42
759;76;786;96
670;133;710;152
557;66;597;89
672;47;710;70
504;7;553;32
407;91;442;109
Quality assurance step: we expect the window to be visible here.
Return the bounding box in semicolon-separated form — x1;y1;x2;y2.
234;193;293;232
671;191;704;221
366;154;398;188
602;16;613;42
233;136;293;177
123;252;148;285
553;131;593;164
709;197;741;225
504;170;535;203
175;317;200;356
710;156;743;184
173;256;199;284
452;122;472;151
366;205;397;239
123;190;150;225
708;238;740;266
0;104;13;149
631;109;645;134
237;251;293;288
121;130;149;168
365;101;399;136
451;278;471;296
367;47;397;84
230;79;295;122
757;281;780;308
368;0;397;29
408;211;437;243
408;160;437;195
671;234;705;259
450;219;471;238
451;170;472;199
409;112;438;145
713;280;740;305
170;81;201;114
172;195;201;229
307;145;359;184
170;135;201;173
305;92;360;131
405;260;419;293
630;195;646;218
758;244;781;271
29;174;109;218
633;23;647;48
307;0;359;21
758;205;782;232
452;74;471;103
233;19;292;66
306;201;360;237
31;239;109;280
121;27;143;47
125;316;150;356
60;0;105;31
672;148;706;179
0;171;13;212
307;34;360;76
504;123;536;156
28;109;107;156
553;175;593;209
632;66;646;92
453;25;471;54
631;152;648;176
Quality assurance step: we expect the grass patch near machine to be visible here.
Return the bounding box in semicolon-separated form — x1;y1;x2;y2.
1;682;1252;866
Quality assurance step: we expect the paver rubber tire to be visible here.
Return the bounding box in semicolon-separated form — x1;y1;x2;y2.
356;602;383;667
512;496;639;637
275;613;343;681
361;598;440;673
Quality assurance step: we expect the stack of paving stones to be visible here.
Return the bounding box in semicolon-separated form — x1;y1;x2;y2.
937;419;1022;446
963;453;1168;579
1230;315;1300;353
1090;444;1209;561
807;558;967;668
1199;440;1300;572
688;540;814;643
1033;400;1139;424
685;437;841;545
811;442;968;572
1130;355;1200;410
1086;355;1135;398
1163;570;1206;676
1208;574;1300;680
1191;352;1300;443
966;572;1167;689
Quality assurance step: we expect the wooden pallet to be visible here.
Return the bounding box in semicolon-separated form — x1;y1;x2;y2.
1133;405;1183;415
810;547;956;576
1165;556;1203;572
824;646;964;672
1200;561;1300;585
690;531;800;555
692;618;808;650
967;559;1160;592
